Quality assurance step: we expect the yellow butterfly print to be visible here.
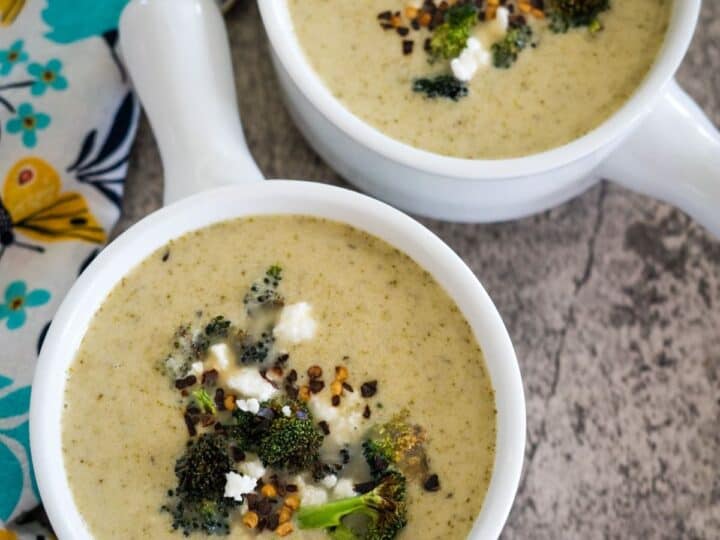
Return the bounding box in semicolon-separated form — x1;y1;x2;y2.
0;157;106;261
0;0;25;26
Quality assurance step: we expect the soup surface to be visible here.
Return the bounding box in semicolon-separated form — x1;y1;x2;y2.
63;216;496;539
288;0;671;159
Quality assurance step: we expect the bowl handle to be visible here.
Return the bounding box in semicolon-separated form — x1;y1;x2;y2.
601;80;720;237
119;0;263;206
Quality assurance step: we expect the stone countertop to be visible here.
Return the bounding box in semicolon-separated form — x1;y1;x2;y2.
119;3;720;538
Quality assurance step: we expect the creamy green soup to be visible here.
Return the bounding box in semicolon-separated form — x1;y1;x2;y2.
288;0;671;159
62;216;496;539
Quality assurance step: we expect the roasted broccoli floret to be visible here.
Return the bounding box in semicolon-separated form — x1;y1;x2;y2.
243;265;285;316
163;434;238;535
413;75;468;101
257;403;323;471
226;406;273;452
204;315;231;340
429;3;478;60
362;411;428;479
226;398;322;472
161;316;233;381
492;24;533;68
238;330;275;364
549;0;610;32
297;471;407;540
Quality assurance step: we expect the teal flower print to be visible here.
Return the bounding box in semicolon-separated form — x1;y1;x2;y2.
0;383;36;522
0;281;50;330
27;59;68;96
42;0;130;44
42;0;130;79
6;103;51;148
0;40;28;76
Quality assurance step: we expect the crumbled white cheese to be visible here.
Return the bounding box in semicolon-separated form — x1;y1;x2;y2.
239;457;266;479
282;405;292;417
227;367;278;401
292;474;329;506
333;478;356;500
321;475;338;489
224;472;257;502
209;343;234;371
189;361;204;377
301;484;329;506
273;302;317;343
308;395;339;423
450;37;491;82
495;6;510;33
309;394;363;450
237;398;260;414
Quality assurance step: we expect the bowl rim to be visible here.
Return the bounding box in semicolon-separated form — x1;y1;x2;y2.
30;181;526;540
258;0;699;180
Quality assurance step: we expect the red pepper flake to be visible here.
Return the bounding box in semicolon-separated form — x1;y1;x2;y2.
214;388;226;410
360;380;378;398
423;473;441;492
174;375;196;390
266;514;279;531
275;353;290;366
309;379;325;394
257;498;272;516
245;493;258;510
271;366;284;378
201;369;218;386
307;365;323;379
183;413;197;436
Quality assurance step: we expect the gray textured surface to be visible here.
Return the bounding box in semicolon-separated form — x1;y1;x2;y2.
120;3;720;538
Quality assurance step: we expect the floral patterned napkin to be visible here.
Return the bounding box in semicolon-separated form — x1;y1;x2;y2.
0;0;139;537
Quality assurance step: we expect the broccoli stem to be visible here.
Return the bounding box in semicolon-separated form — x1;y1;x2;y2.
298;494;374;529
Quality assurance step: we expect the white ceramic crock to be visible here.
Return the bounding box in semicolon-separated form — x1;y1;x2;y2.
29;0;525;539
258;0;720;235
